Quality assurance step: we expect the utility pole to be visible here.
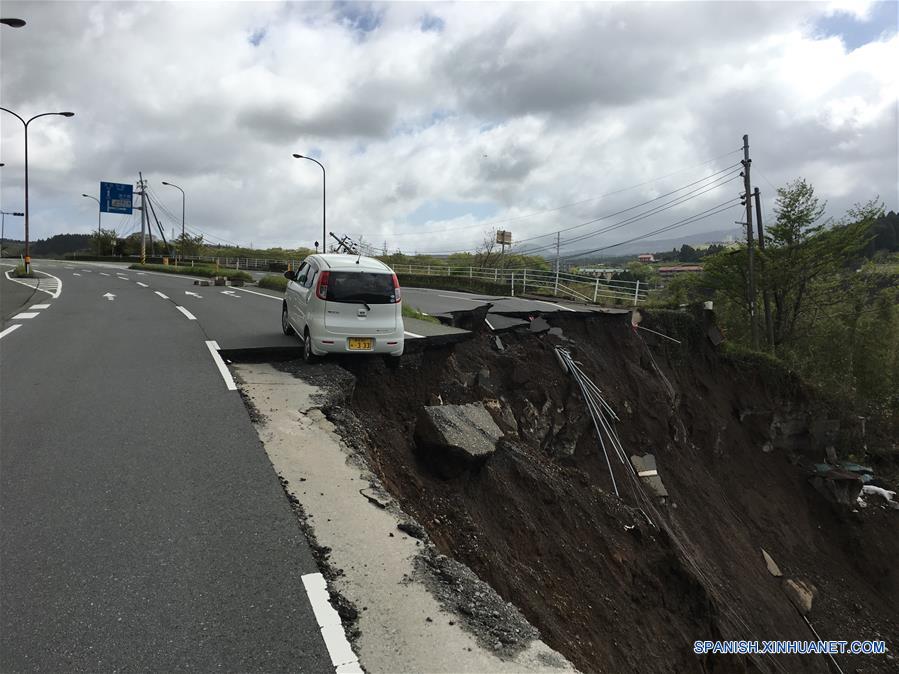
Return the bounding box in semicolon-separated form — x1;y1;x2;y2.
754;187;775;350
554;231;561;295
138;173;147;264
741;134;759;349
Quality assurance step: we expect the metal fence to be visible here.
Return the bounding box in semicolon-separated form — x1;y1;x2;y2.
173;256;652;305
178;255;299;271
391;264;650;305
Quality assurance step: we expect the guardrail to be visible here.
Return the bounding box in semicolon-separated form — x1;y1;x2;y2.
392;264;651;305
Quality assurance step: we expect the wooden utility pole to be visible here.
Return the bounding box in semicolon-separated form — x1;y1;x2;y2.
742;135;759;349
754;187;775;349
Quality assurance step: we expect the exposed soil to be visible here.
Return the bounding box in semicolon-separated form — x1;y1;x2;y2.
294;310;898;673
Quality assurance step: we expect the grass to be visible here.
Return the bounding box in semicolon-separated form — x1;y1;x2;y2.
402;303;441;324
128;263;252;281
258;274;288;291
12;264;34;278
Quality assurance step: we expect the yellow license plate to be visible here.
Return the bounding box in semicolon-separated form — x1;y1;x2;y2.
347;337;374;350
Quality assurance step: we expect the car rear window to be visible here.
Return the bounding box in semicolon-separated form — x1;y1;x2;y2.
327;272;395;304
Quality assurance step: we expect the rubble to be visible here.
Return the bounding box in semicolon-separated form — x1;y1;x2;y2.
415;402;503;477
321;308;899;674
782;578;817;616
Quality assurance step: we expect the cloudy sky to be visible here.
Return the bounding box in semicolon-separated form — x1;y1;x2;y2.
1;1;896;259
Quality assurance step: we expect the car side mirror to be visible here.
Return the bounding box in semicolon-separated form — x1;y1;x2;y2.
283;270;295;280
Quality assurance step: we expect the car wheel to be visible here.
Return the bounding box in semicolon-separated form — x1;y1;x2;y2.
282;304;295;335
303;329;319;363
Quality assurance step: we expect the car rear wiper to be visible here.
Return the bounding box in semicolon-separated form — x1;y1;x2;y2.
343;299;372;311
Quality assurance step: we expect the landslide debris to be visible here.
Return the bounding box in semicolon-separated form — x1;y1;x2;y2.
299;309;899;674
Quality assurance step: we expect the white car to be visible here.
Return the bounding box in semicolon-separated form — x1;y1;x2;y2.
281;254;405;362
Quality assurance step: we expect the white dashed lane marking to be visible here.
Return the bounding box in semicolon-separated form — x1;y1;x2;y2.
0;325;22;340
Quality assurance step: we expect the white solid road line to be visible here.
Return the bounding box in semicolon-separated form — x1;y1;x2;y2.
403;331;424;338
301;572;361;673
205;340;237;391
0;324;22;340
136;282;149;287
532;299;577;312
12;312;39;320
234;287;282;300
154;291;169;299
176;306;197;320
437;294;486;303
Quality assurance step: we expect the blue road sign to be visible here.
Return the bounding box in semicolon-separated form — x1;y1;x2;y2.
99;182;133;214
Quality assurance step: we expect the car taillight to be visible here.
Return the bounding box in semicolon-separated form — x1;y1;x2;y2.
316;271;330;300
392;273;401;303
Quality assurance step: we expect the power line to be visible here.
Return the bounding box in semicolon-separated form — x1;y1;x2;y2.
386;147;743;238
562;199;742;261
411;166;742;256
513;172;743;256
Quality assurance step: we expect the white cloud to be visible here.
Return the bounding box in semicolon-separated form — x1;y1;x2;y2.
0;0;895;258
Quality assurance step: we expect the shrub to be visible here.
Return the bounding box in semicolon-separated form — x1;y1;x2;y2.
128;263;252;281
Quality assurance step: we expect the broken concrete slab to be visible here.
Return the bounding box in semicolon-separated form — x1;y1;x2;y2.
809;466;863;506
761;549;783;577
415;402;503;477
528;317;550;334
630;454;669;503
782;578;817;615
360;487;392;510
484;398;518;436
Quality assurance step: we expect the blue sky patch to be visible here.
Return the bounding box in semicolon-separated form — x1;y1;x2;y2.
333;1;383;36
248;27;267;46
813;1;898;50
421;13;445;33
407;199;499;225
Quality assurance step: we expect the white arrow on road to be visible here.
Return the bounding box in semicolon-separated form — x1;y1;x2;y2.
103;293;116;301
220;290;240;298
185;291;203;298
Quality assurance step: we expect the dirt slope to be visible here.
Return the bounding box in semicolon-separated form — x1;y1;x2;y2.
329;310;897;673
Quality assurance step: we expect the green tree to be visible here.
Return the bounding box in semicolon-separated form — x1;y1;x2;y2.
89;228;118;256
176;232;204;257
759;180;874;346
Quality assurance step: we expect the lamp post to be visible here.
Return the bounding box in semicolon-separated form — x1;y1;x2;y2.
0;108;75;274
82;194;102;256
292;153;326;251
0;18;26;27
161;181;185;262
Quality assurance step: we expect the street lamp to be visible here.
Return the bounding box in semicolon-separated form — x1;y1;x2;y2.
1;210;25;259
82;194;102;256
292;153;326;251
0;108;75;274
161;181;185;263
0;18;26;27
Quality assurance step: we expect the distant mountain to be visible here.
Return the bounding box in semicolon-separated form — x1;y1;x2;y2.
559;227;743;262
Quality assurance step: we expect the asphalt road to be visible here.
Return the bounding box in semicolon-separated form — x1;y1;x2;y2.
0;260;333;671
